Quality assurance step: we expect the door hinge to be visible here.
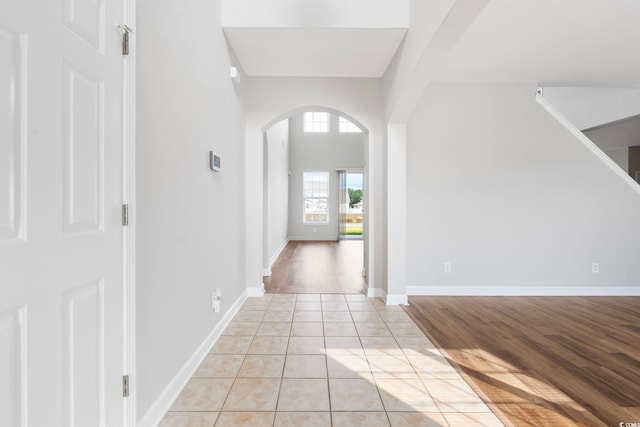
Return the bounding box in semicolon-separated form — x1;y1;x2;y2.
122;375;130;397
118;24;134;55
122;204;129;226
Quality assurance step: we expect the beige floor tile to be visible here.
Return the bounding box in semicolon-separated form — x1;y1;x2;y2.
277;379;330;411
321;301;349;311
223;321;260;336
287;336;325;354
321;294;346;302
348;302;377;311
270;294;296;302
329;378;384;411
248;336;289;354
242;301;271;311
262;310;294;322
215;412;274;427
376;379;438;412
295;301;322;311
368;354;418;379
443;413;504;426
423;378;490;411
387;412;449;427
274;412;331;427
259;294;274;301
324;336;364;355
222;378;281;411
406;353;458;377
386;323;425;337
344;294;369;302
378;312;414;323
170;378;233;411
350;311;383;322
159;412;219;427
360;337;402;356
283;354;327;378
269;301;296;311
322;311;353;322
291;322;324;337
296;294;321;302
355;322;392;337
332;412;390;427
210;336;253;355
394;337;436;352
324;322;358;337
293;311;323;322
237;354;285;378
233;310;266;322
193;354;244;378
256;322;291;336
326;353;372;378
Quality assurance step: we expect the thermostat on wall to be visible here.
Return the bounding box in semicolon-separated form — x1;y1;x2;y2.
210;151;221;171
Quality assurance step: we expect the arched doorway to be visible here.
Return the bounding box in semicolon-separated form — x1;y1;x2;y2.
261;107;371;294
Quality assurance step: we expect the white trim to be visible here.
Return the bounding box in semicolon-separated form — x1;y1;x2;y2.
269;239;289;267
535;91;640;196
407;286;640;296
366;286;383;298
122;0;136;424
382;291;408;305
247;283;266;297
262;268;272;277
137;291;247;427
288;236;339;241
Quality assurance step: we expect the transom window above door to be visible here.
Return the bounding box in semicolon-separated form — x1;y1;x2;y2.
303;112;329;133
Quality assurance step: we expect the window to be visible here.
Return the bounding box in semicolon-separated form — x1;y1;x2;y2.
304;112;329;133
303;171;329;223
339;117;362;133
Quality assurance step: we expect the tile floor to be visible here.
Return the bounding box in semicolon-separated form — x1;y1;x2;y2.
160;294;504;427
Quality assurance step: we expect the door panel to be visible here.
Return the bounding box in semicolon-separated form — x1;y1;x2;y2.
0;0;125;423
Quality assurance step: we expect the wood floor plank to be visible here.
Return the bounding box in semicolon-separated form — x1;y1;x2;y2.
405;296;640;427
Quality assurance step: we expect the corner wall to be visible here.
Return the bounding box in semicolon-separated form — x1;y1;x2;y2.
406;83;640;294
136;0;246;419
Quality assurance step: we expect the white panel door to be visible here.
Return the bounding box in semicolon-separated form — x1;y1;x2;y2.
0;0;125;423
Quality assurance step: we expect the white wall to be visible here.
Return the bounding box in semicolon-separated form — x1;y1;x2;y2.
543;87;640;130
221;0;409;28
242;77;384;295
406;83;640;293
136;0;246;419
288;113;365;240
265;119;290;267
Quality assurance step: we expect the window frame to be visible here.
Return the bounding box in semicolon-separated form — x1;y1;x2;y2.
302;171;330;224
338;116;363;133
303;112;330;133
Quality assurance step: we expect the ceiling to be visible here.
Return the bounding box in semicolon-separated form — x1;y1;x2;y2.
435;0;640;86
224;0;640;85
224;28;407;78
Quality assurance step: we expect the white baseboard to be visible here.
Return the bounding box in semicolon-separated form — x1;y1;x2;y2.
406;285;640;296
383;291;408;305
269;240;289;267
262;268;272;277
288;236;338;241
137;291;247;427
247;283;265;297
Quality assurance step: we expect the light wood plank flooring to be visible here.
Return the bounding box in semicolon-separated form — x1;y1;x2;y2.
264;241;365;294
404;296;640;427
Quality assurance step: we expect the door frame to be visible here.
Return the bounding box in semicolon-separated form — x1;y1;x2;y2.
122;0;137;424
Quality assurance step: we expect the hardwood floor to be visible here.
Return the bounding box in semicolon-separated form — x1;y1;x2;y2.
264;240;366;294
404;296;640;427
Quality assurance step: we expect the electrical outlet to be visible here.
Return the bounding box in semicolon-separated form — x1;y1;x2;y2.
592;263;599;274
212;289;221;313
444;262;452;273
